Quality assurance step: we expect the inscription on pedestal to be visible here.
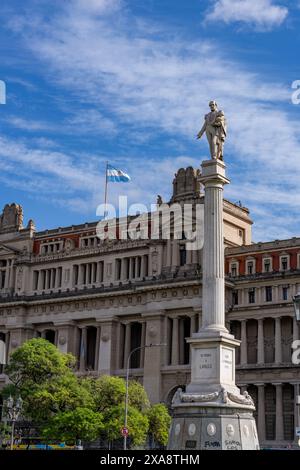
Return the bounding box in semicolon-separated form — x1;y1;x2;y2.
221;347;233;382
193;348;216;380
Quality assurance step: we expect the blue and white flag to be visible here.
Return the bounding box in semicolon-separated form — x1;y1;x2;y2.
107;164;131;183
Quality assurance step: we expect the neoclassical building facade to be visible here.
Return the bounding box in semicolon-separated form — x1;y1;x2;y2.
0;167;299;448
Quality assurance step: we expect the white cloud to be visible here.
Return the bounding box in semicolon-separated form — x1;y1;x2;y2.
2;1;299;239
205;0;288;30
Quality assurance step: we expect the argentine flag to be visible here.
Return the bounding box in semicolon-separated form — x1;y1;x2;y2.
107;164;131;183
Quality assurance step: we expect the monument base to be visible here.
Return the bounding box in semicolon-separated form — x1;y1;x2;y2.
167;329;259;450
168;405;259;450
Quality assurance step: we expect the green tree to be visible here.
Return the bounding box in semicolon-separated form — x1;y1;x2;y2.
84;376;151;446
5;338;75;387
147;404;171;446
42;407;103;443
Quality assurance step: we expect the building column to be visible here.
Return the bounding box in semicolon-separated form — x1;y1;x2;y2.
78;264;84;285
135;257;139;278
190;314;197;336
256;384;266;442
186;247;192;265
191;248;198;265
179;319;185;365
140;322;146;368
9;260;15;290
123;323;131;368
91;263;95;284
46;270;50;290
140;256;145;278
257;318;265;365
274;383;284;442
166;240;172;267
293;317;299;343
4;263;9;289
129;258;134;280
121;259;126;280
171;241;179;268
37;270;43;291
79;327;87;371
171;317;179;365
95;326;101;371
240;319;247;365
275;317;282;364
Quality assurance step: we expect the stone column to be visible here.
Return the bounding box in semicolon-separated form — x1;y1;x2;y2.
186;247;192;265
129;258;134;280
256;384;266;442
142;314;164;403
200;160;229;330
179;319;185;365
45;270;49;290
166;240;172;267
121;259;127;280
192;248;198;265
140;256;145;278
79;327;87;371
37;270;43;291
9;260;15;290
172;241;179;268
240;319;247;365
274;383;284;441
257;319;265;365
95;326;101;371
140;322;146;368
171;317;179;365
275;317;282;364
190;314;197;336
98;322;115;375
124;323;131;368
293;317;299;343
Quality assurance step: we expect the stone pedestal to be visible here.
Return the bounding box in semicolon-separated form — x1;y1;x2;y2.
168;160;259;450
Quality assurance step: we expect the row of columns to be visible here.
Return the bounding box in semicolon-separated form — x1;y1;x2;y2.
170;314;199;366
35;267;62;291
239;316;298;365
74;262;104;286
117;255;149;281
238;283;300;305
243;383;298;443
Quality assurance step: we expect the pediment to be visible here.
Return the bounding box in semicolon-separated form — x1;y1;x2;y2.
0;243;19;255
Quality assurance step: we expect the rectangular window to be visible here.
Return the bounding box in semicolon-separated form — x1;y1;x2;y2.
281;257;288;271
247;262;254;275
232;290;239;306
248;288;255;304
231;264;237;277
282;286;288;301
264;259;271;272
266;286;272;302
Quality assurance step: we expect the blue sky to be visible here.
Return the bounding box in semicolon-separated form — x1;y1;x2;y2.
0;0;300;241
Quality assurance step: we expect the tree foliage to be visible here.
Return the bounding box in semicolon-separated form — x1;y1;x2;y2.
2;339;171;448
147;404;171;446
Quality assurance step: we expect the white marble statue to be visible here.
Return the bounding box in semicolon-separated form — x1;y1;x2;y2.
197;101;227;160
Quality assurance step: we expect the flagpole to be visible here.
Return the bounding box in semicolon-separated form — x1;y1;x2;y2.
104;161;108;219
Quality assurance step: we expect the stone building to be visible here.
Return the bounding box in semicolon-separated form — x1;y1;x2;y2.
0;168;298;448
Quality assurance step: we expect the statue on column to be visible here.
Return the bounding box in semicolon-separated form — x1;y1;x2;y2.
197;101;227;161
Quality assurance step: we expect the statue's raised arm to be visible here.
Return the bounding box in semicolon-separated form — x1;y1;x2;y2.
196;100;227;161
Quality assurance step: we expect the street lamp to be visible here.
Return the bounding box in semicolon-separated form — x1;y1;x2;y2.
123;343;166;451
4;395;23;450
